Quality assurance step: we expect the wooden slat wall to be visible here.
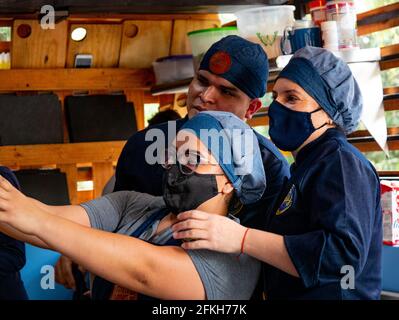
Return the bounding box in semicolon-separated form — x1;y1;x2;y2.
119;20;172;68
66;24;122;67
170;19;220;55
0;142;124;204
357;2;399;36
12;19;68;68
384;98;399;111
0;14;220;202
0;142;125;167
0;68;154;91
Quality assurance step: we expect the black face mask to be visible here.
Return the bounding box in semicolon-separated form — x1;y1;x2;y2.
162;164;221;214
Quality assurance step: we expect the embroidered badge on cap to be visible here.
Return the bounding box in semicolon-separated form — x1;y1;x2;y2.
209;51;232;75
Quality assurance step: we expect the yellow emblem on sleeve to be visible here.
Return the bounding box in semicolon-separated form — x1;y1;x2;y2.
276;185;295;216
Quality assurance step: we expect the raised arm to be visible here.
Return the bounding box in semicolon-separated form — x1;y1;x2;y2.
0;175;89;248
38;215;205;299
0;175;206;299
172;210;299;277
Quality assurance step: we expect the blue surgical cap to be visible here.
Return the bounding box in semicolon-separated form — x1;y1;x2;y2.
278;46;363;134
199;35;269;99
179;111;266;205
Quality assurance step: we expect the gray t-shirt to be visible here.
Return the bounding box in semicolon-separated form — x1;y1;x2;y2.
80;190;260;300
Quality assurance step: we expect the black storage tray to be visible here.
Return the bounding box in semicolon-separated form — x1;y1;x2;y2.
0;94;63;146
65;95;137;142
14;169;70;205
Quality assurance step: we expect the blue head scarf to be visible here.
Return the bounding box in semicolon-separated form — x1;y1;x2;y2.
199;35;269;99
179;111;266;205
278;46;363;134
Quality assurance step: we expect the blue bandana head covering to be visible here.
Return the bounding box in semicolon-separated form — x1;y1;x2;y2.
278;46;363;134
178;111;266;205
199;35;269;99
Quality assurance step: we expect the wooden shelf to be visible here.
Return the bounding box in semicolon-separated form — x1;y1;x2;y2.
0;141;126;167
150;77;192;95
352;139;399;153
357;2;399;36
384;95;399;111
222;2;399;38
0;41;10;52
0;68;154;91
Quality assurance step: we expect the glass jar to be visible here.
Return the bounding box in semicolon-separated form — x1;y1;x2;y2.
309;0;327;26
326;0;358;49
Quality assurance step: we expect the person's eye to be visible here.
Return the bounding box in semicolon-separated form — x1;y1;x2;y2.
197;76;208;86
221;88;234;96
287;95;300;103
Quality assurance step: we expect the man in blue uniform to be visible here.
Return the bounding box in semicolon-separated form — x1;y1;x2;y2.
0;166;28;300
114;36;290;229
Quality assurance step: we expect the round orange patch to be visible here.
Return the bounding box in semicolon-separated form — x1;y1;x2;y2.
209;51;232;75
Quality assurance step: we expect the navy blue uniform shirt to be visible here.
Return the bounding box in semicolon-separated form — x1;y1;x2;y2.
114;117;290;228
0;166;28;300
264;128;382;300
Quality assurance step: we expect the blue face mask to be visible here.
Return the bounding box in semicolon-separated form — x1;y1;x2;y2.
268;100;326;152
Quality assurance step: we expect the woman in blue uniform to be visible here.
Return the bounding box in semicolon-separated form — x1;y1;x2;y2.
172;46;383;300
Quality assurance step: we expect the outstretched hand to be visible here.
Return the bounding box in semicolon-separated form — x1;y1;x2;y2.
0;174;47;235
171;210;247;254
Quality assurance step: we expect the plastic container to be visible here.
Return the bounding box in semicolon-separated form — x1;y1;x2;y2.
309;0;327;26
281;20;322;54
321;21;339;51
235;5;295;59
187;26;238;70
0;52;10;69
152;55;194;85
326;0;358;49
4;52;10;69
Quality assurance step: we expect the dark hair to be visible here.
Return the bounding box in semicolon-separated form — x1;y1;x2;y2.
148;109;182;126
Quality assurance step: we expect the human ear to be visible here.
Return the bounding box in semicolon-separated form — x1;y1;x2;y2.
221;181;234;195
245;99;262;120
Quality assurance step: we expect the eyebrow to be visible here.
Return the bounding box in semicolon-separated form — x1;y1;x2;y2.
272;89;301;95
220;85;238;92
197;72;238;92
197;73;208;80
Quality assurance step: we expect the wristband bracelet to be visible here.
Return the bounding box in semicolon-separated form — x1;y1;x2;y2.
237;228;250;259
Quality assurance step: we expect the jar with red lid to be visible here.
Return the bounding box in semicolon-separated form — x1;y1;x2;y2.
309;0;327;26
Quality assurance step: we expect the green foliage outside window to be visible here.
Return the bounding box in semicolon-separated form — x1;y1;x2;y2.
0;27;11;41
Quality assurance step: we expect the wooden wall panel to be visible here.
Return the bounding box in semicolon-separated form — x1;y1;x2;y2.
119;20;172;68
125;90;145;130
92;162;114;198
170;19;220;55
0;68;154;91
0;141;125;167
58;164;78;204
67;24;122;67
12;19;67;68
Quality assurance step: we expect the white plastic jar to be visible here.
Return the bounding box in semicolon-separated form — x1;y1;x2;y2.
326;0;358;49
321;21;339;51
